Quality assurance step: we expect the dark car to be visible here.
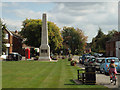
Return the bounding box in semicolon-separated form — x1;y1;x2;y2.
83;56;95;65
94;57;105;71
84;57;96;66
6;52;22;61
81;54;91;64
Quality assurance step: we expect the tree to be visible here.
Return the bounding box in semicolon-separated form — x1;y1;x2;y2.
91;28;118;54
62;27;88;55
20;19;63;54
0;19;6;53
0;19;2;55
91;28;105;53
2;24;6;53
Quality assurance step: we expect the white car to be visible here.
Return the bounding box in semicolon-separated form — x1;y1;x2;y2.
0;55;8;60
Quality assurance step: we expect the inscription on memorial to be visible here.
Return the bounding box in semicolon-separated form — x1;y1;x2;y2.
41;49;47;53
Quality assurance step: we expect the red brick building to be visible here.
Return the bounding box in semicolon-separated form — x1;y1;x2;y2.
11;31;24;55
106;32;120;57
3;28;13;54
3;29;23;55
84;48;91;53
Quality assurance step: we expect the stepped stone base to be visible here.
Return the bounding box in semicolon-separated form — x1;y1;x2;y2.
39;56;51;61
38;59;51;61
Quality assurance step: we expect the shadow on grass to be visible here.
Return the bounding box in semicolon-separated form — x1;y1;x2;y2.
64;79;83;85
66;64;71;66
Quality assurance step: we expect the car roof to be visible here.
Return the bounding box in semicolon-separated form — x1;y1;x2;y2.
86;56;94;57
96;57;105;59
105;57;118;59
9;52;20;55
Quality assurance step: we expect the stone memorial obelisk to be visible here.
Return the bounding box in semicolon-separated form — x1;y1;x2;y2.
39;13;51;61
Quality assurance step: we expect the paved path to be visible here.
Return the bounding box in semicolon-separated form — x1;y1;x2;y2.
72;55;120;88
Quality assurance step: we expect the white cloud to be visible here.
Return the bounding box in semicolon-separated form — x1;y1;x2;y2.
47;2;118;42
2;2;118;42
2;2;19;7
13;9;42;19
3;18;22;31
1;0;119;2
0;3;2;18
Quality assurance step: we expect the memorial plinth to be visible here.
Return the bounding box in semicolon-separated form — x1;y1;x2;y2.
39;13;51;61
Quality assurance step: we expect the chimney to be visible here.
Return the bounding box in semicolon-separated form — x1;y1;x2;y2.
15;30;18;34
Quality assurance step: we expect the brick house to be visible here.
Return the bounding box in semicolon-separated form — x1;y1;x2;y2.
3;28;13;54
84;48;91;53
3;29;23;55
11;31;23;55
116;41;120;59
106;32;120;57
84;43;91;54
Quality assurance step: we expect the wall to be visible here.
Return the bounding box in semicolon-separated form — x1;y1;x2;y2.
116;41;120;59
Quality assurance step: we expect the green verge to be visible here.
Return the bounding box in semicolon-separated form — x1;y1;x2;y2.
2;59;107;88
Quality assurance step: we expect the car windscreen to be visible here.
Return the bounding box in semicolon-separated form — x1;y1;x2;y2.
88;58;95;62
86;56;94;59
107;59;119;63
96;59;104;63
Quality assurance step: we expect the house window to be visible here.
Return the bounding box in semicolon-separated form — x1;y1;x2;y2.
4;34;8;39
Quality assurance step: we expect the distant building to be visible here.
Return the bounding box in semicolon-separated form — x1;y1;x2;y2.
3;28;13;54
3;29;23;55
116;41;120;59
84;43;91;54
84;47;91;53
11;30;24;55
106;32;120;58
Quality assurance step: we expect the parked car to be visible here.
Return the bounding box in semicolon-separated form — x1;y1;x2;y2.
81;54;91;64
0;55;8;60
100;57;120;74
6;52;22;61
94;57;105;71
84;57;96;66
83;56;95;65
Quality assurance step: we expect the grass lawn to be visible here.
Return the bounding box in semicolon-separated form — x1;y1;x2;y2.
2;59;107;88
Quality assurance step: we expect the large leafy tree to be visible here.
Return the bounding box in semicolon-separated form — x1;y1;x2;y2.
0;19;2;55
2;24;6;53
62;27;88;55
20;19;63;53
0;19;6;53
91;28;105;53
91;28;118;53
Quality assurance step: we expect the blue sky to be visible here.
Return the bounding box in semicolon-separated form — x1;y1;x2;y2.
1;2;119;43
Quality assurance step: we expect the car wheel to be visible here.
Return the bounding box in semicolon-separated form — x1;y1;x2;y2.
100;69;103;74
103;69;107;75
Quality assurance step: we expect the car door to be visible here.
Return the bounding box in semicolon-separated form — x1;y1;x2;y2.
100;59;105;72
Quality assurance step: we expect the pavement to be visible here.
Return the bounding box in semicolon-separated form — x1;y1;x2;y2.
72;55;120;88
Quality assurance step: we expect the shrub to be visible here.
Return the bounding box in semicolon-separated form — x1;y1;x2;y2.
34;56;39;60
68;57;72;61
71;60;77;66
62;56;65;59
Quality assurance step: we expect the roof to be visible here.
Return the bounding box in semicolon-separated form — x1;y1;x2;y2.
5;27;13;36
105;57;119;59
10;31;22;38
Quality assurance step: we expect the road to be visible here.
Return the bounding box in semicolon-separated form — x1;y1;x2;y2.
73;56;120;88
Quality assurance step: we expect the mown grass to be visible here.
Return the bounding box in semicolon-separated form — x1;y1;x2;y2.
2;59;106;88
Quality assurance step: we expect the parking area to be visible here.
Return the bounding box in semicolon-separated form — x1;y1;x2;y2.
73;56;120;88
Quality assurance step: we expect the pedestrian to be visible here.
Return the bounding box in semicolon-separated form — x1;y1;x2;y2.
107;60;117;82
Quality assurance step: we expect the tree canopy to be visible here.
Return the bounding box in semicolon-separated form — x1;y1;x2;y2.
20;19;63;53
62;27;88;55
91;28;118;53
0;19;6;53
